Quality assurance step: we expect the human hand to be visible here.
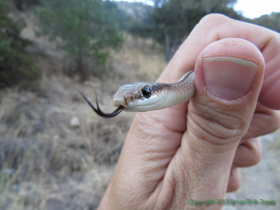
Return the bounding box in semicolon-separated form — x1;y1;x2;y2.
98;14;280;209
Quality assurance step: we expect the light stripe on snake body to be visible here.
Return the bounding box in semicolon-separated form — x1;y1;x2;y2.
80;70;195;118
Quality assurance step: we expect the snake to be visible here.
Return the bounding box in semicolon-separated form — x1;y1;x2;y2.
79;70;195;118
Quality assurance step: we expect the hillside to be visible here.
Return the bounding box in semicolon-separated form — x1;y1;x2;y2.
0;10;166;209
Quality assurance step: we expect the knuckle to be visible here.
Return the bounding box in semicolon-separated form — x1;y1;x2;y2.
199;13;230;26
188;102;249;145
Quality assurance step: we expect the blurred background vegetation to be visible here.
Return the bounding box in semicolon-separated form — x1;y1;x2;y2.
0;0;280;209
1;0;280;88
0;0;40;89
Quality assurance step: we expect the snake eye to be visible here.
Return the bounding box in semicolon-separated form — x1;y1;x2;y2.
142;85;151;98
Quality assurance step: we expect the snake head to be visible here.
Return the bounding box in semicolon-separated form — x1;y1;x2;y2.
113;83;156;111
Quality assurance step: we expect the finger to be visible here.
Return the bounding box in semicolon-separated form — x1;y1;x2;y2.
244;103;280;139
171;38;265;202
227;167;241;192
159;14;280;109
233;138;262;167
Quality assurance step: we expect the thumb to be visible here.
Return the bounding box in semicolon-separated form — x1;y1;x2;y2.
178;39;265;200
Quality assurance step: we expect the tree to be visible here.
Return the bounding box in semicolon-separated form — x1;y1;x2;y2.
35;0;123;78
12;0;40;11
0;0;40;89
250;12;280;32
115;2;154;38
152;0;241;60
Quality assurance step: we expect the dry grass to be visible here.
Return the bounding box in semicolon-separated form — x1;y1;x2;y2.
0;11;166;209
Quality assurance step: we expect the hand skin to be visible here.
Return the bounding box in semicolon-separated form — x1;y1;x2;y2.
98;14;280;209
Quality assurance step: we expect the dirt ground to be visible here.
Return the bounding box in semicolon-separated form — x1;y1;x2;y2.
225;131;280;210
0;11;279;210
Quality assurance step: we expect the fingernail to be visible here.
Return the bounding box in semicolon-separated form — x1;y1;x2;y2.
203;57;258;100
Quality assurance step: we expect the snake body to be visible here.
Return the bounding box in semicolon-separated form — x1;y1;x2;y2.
80;70;195;117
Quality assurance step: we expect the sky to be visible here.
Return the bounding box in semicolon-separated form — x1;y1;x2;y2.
114;0;280;19
234;0;280;19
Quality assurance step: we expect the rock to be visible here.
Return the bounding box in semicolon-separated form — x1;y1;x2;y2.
70;116;80;128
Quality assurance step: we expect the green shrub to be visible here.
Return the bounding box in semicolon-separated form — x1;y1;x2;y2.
0;0;41;89
34;0;123;79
